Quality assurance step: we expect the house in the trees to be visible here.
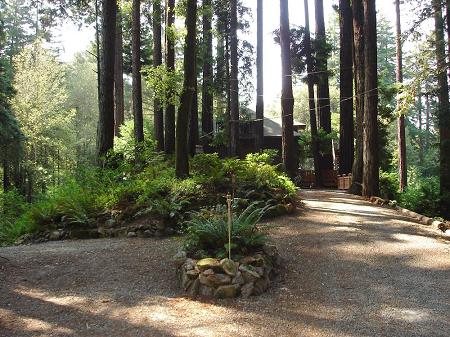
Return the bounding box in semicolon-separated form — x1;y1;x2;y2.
238;114;306;158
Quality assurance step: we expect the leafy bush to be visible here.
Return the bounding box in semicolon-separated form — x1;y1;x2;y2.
399;176;440;217
183;202;270;259
379;171;399;200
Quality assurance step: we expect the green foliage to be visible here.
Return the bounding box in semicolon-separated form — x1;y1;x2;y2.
142;64;183;107
183;202;269;259
399;176;441;217
379;171;399;200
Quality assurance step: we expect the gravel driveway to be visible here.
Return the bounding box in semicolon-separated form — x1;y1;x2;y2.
1;190;449;337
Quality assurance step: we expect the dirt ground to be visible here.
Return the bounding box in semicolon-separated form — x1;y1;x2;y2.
1;190;449;337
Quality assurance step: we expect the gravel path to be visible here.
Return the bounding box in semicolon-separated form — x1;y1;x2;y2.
1;190;449;337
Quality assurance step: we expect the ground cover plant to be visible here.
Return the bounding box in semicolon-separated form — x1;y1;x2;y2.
0;134;297;245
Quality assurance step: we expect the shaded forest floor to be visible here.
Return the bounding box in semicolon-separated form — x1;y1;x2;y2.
1;190;449;337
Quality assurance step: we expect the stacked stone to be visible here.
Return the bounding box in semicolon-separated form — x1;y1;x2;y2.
174;244;281;299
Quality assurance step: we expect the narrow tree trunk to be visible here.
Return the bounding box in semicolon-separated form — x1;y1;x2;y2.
280;0;296;178
417;91;424;166
176;0;197;178
395;0;407;192
425;92;430;149
132;0;144;146
114;5;125;137
349;0;364;195
153;0;164;151
339;0;354;175
202;0;214;153
95;0;101;111
229;0;239;157
255;0;264;152
165;0;176;154
2;148;9;192
304;0;322;186
315;0;333;170
189;73;199;156
433;0;450;216
362;0;379;197
446;0;450;84
97;0;116;163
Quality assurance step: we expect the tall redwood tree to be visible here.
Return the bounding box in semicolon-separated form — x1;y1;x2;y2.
255;0;264;152
176;0;197;177
153;0;164;151
165;0;176;154
229;0;239;157
97;0;116;163
280;0;296;178
132;0;144;144
362;0;379;197
339;0;354;175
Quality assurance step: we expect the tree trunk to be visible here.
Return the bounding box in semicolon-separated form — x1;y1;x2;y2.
114;5;125;137
202;0;214;153
2;148;10;192
176;0;197;178
132;0;144;146
229;0;239;157
433;0;450;216
165;0;176;154
417;91;424;166
280;0;296;178
425;92;430;150
446;0;450;84
304;0;322;186
255;0;264;152
349;0;364;195
189;73;199;156
97;0;116;163
395;0;407;192
153;0;164;151
362;0;379;197
315;0;333;170
338;0;354;175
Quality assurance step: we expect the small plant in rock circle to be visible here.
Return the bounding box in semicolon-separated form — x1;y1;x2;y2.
183;202;271;260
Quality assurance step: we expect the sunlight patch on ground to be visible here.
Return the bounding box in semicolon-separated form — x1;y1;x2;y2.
0;308;74;335
380;306;431;323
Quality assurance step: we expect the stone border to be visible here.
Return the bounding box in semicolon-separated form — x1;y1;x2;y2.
173;243;281;299
368;196;449;233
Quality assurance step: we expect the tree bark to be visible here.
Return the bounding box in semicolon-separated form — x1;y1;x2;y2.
114;5;125;137
176;0;197;178
165;0;176;154
446;0;450;84
189;71;199;156
202;0;214;153
132;0;144;146
255;0;264;152
229;0;239;157
362;0;379;197
315;0;333;170
153;0;164;151
96;0;116;163
280;0;296;178
304;0;322;186
395;0;407;192
349;0;364;195
417;90;424;166
339;0;354;176
433;0;450;216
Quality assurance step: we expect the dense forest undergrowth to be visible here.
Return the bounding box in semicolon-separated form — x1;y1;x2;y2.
0;129;297;246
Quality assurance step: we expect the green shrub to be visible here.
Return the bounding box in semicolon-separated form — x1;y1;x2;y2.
379;171;399;200
399;176;440;217
183;202;270;259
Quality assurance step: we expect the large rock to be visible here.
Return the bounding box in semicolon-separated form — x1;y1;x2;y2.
186;278;200;297
220;258;237;276
253;277;270;295
196;258;220;271
214;284;240;299
232;271;245;285
199;285;214;297
199;272;231;287
173;251;187;267
239;264;261;283
241;282;254;298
